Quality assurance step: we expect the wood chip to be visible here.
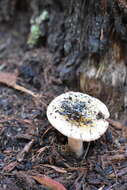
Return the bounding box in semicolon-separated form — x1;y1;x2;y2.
17;139;34;162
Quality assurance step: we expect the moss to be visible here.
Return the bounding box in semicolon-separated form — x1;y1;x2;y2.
27;25;41;47
27;10;49;48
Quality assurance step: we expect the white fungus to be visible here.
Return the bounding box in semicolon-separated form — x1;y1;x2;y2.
47;91;110;157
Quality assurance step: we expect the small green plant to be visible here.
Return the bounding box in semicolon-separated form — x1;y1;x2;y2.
27;10;49;48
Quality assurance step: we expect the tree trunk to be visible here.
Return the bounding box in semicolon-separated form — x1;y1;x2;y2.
48;0;127;118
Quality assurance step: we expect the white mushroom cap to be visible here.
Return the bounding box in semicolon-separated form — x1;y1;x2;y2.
47;92;110;142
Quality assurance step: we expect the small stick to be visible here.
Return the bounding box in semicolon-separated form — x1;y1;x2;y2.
14;84;38;98
82;142;91;160
17;139;34;162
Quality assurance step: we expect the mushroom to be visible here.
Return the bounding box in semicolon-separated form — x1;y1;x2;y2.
47;92;110;157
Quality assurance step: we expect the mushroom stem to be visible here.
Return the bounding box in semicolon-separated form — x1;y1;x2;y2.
68;137;83;157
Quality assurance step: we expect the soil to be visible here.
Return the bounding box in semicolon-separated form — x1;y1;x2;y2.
0;3;127;190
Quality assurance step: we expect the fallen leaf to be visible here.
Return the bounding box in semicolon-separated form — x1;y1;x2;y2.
32;175;67;190
0;72;37;97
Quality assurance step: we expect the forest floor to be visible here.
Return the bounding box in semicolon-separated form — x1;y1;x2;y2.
0;17;127;190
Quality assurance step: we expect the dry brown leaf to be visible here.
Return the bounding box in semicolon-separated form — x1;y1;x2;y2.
0;72;37;97
32;175;67;190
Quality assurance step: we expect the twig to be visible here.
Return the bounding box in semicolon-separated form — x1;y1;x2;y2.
82;142;91;160
16;139;34;162
14;84;38;98
43;164;67;173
